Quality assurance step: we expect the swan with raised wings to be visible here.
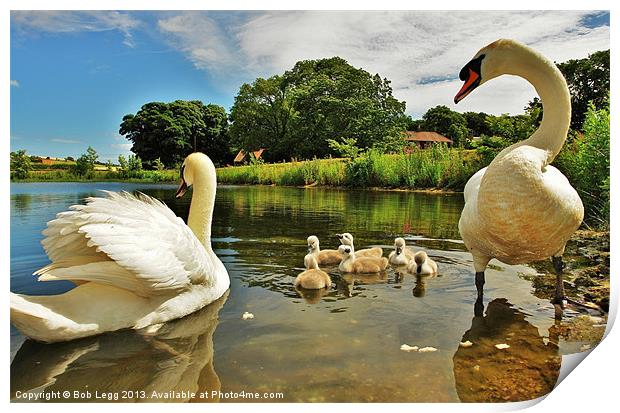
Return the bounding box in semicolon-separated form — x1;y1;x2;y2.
10;152;230;343
454;39;584;303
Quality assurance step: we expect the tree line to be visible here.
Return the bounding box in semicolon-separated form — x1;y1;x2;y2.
114;49;608;167
11;49;609;172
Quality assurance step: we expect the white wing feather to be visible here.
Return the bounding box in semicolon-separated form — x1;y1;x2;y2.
35;191;215;297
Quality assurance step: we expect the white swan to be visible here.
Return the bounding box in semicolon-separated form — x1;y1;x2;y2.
388;237;416;265
454;39;584;303
337;233;383;257
10;152;230;342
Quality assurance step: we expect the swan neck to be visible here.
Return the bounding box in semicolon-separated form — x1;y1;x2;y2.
508;48;571;162
187;173;216;250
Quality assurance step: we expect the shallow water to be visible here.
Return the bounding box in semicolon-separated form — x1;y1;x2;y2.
10;183;603;402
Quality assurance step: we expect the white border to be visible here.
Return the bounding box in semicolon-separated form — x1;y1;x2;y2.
4;1;617;412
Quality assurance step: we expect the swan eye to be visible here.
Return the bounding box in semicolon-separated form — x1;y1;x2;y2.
180;164;186;179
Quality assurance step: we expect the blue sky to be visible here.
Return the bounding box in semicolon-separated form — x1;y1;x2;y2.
10;10;610;162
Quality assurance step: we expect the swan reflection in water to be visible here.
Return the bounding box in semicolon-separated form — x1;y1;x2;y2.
294;285;331;304
11;291;229;403
412;273;438;298
392;268;437;298
338;272;388;297
453;298;561;403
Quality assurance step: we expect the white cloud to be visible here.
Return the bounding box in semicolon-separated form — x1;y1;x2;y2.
51;138;82;144
10;79;19;87
157;12;240;72
11;11;140;47
158;10;609;116
111;143;133;151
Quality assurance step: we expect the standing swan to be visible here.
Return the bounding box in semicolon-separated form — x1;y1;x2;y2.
454;39;584;303
10;152;230;342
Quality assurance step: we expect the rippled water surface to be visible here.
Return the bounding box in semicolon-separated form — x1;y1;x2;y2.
10;183;603;402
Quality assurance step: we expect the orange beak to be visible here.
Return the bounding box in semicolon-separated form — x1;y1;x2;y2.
454;68;480;104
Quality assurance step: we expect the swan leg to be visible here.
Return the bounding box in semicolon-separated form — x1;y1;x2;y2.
551;256;566;305
474;295;484;317
475;271;485;299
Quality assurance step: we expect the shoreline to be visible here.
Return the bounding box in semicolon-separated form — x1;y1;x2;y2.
11;179;462;194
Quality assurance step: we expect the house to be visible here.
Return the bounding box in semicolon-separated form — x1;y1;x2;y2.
403;131;453;149
234;148;266;164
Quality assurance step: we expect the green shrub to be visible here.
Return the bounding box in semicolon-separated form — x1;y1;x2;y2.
554;100;609;228
10;150;32;179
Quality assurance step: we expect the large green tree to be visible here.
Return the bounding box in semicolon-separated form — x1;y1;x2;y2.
119;100;230;167
420;105;469;146
229;57;407;161
463;112;492;137
229;76;295;162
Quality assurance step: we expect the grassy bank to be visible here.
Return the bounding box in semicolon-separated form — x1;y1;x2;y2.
216;146;486;191
12;169;179;183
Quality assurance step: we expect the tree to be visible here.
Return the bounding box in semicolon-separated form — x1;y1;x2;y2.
560;50;609;130
229;57;407;161
117;154;143;178
10;149;32;179
72;146;98;176
528;50;609;131
404;115;424;132
327;137;362;159
229;76;294;161
118;154;129;172
127;154;142;172
421;105;469;146
119;100;231;167
463;112;492;137
152;158;165;171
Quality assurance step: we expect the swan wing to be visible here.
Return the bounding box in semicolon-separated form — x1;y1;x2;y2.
36;191;215;297
463;167;486;204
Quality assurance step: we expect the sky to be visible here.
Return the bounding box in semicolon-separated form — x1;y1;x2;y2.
10;10;610;162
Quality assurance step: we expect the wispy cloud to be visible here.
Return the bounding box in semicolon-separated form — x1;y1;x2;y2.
111;143;132;151
157;12;241;73
11;11;140;47
51;138;82;144
158;10;609;115
10;79;19;87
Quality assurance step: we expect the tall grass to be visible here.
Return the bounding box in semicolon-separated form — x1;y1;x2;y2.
216;145;484;191
553;102;610;228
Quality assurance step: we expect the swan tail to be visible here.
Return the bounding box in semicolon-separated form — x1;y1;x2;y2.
10;292;97;343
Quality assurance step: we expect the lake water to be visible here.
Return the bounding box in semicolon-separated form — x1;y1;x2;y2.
10;183;603;402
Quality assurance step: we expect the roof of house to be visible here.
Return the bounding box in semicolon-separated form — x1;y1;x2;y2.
234;148;266;163
403;131;453;143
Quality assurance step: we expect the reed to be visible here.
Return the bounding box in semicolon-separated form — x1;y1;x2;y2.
216;146;484;191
